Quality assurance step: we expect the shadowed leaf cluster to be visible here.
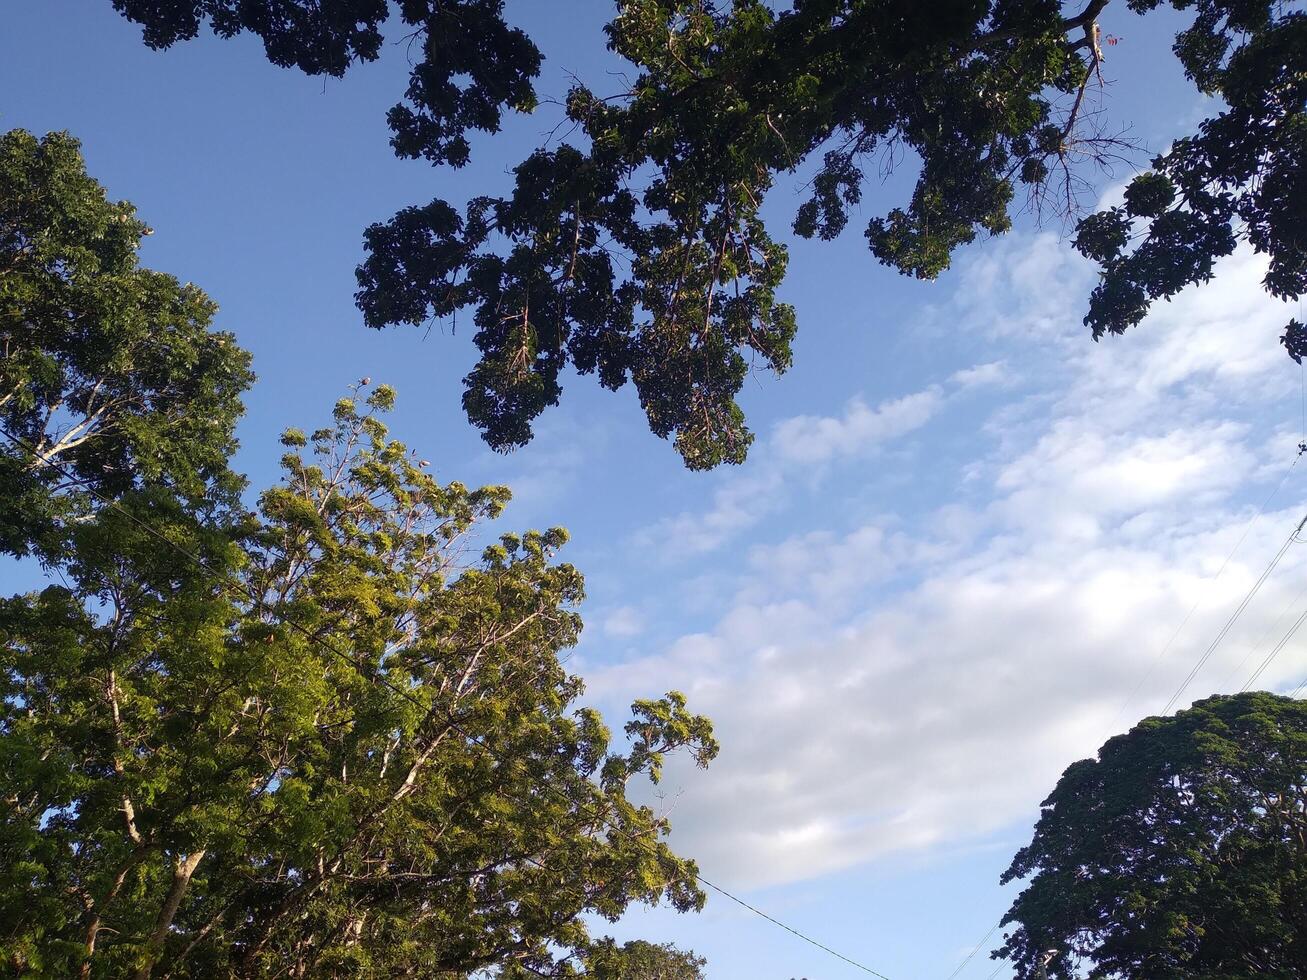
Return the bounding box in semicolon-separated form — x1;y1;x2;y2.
104;1;1306;468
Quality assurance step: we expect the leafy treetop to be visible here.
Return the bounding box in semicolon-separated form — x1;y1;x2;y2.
998;692;1307;979
1;383;720;978
110;0;541;168
587;938;707;978
0;128;253;559
0;132;718;978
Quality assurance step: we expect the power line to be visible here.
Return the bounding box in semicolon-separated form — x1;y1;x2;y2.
945;920;1000;980
1240;604;1307;692
1158;512;1305;716
1;424;894;980
1216;580;1307;692
696;878;891;978
1113;459;1299;723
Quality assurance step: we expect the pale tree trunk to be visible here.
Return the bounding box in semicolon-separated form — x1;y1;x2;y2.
134;849;206;980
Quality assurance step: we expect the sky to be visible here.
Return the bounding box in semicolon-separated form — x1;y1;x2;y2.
4;3;1307;978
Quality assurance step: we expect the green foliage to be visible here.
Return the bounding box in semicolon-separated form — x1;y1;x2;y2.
105;2;1306;468
997;693;1307;979
0;128;253;559
1079;4;1306;348
1;385;719;977
0;136;717;977
354;0;1072;467
586;938;706;979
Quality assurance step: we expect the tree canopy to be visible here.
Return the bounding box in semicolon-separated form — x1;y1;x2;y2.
0;387;718;978
998;692;1307;979
107;0;1307;468
0;128;253;559
0;133;717;979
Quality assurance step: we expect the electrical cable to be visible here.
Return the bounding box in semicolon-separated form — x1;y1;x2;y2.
1240;604;1307;692
1215;580;1307;692
944;919;1000;980
1159;514;1304;716
1112;459;1298;723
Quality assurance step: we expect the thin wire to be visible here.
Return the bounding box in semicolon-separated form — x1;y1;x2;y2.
944;919;1000;980
1240;604;1307;692
1;424;894;980
1113;459;1298;723
1215;580;1307;692
696;878;891;979
1159;516;1303;716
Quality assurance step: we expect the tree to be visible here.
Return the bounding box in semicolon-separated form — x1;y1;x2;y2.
0;382;719;978
587;938;706;979
0;128;253;559
997;692;1307;979
104;1;1307;468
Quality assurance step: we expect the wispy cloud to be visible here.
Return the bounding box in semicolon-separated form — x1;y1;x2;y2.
601;604;645;639
771;389;944;467
949;360;1014;390
633;385;958;559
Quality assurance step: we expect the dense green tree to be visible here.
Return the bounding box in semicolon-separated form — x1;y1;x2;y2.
0;382;719;978
106;1;1307;468
997;693;1307;979
0;128;253;558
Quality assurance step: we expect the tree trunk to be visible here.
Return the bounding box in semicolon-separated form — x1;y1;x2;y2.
134;849;205;980
80;846;152;979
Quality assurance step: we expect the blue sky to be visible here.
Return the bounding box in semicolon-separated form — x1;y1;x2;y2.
5;3;1307;977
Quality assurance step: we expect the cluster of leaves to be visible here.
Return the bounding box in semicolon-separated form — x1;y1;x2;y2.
110;0;541;168
0;136;717;978
998;693;1307;979
1075;3;1307;348
356;0;1108;467
587;938;706;979
0;128;253;558
107;0;1304;468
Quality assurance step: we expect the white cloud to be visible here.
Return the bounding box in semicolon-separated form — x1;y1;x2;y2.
949;360;1015;390
586;236;1307;890
634;387;945;558
771;389;944;467
991;420;1254;540
473;409;614;517
919;231;1092;343
601;604;645;639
